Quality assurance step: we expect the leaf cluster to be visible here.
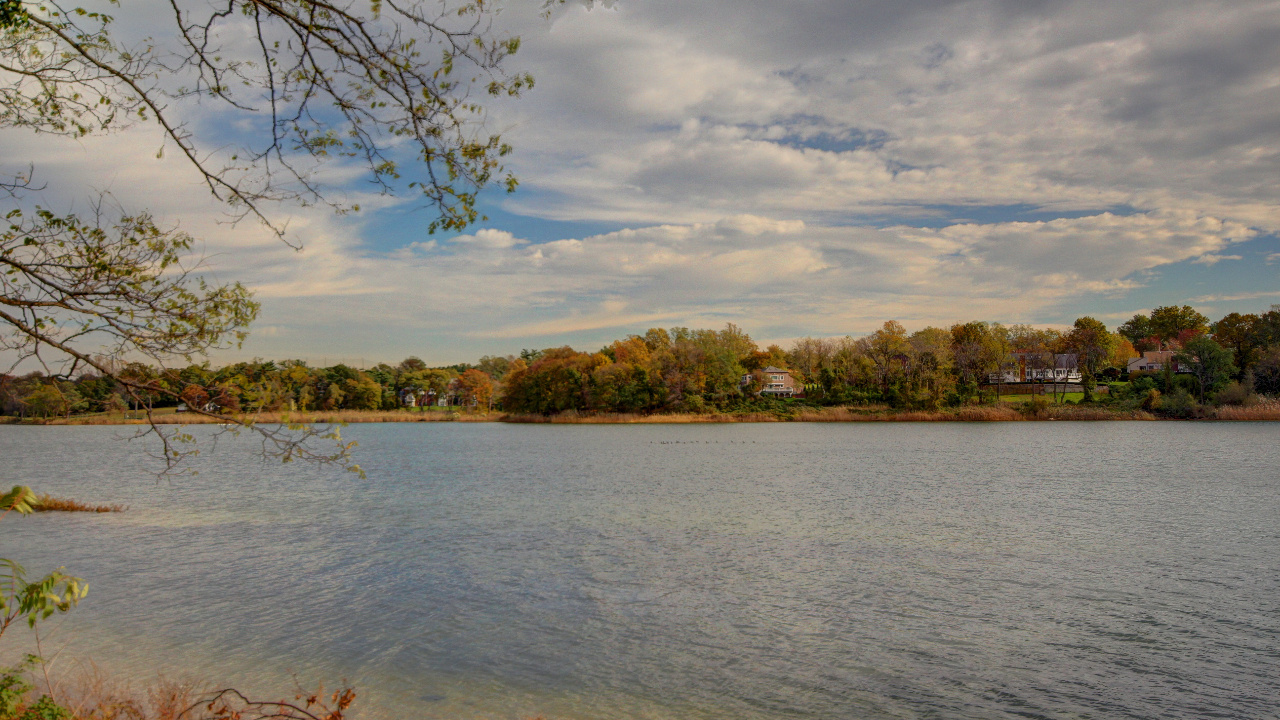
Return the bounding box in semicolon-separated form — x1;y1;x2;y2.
0;485;88;639
2;0;531;237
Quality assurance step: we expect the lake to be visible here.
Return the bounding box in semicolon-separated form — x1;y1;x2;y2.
3;422;1278;719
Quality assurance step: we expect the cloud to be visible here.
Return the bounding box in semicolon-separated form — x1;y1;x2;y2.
1191;253;1244;265
449;229;529;249
219;209;1253;358
4;0;1279;365
1189;291;1280;303
492;0;1280;232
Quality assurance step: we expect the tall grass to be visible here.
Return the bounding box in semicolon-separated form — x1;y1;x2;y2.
502;412;776;423
504;404;1164;423
1213;398;1280;421
41;409;497;425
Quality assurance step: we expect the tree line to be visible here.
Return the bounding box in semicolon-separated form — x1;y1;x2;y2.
3;305;1279;419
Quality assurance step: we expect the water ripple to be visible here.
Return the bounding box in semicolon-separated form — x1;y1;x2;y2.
2;422;1279;719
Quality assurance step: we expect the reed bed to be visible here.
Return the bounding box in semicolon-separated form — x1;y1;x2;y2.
42;409;497;425
19;402;1278;426
1046;406;1157;421
31;494;126;513
1213;399;1280;421
502;412;778;423
505;405;1164;423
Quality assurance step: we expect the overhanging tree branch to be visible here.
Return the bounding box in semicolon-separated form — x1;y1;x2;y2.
2;0;531;240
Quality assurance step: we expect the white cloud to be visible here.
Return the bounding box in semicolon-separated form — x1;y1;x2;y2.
218;209;1253;359
4;0;1279;365
449;229;529;249
1191;253;1244;265
491;0;1280;233
1190;291;1280;303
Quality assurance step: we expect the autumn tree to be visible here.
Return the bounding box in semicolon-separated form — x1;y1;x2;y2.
1251;346;1280;396
1258;305;1280;348
950;322;1001;383
476;355;515;380
865;321;909;392
399;357;429;374
905;327;953;404
456;368;494;409
1174;335;1235;403
1211;313;1263;378
1109;336;1139;370
1065;317;1114;376
1149;306;1210;348
1061;317;1112;400
1007;324;1057;389
787;337;834;383
1117;314;1157;351
501;347;607;415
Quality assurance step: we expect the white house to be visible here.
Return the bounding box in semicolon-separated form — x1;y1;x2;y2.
988;353;1082;384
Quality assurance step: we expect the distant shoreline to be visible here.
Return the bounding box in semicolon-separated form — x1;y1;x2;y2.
4;404;1278;425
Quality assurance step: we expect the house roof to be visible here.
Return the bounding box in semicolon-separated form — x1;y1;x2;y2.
763;366;790;374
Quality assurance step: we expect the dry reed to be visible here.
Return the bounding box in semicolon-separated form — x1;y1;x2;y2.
1213;399;1280;421
20;401;1280;427
502;412;772;424
32;494;126;513
42;409;498;426
55;664;198;720
504;405;1138;423
12;661;354;720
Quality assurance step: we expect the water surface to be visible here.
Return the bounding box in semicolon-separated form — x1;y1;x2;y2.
3;422;1278;719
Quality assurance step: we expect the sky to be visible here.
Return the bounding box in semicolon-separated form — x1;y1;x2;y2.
6;0;1280;366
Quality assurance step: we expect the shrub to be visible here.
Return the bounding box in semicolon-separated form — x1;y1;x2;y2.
1140;388;1162;412
0;662;71;720
1021;395;1051;417
1161;388;1197;417
0;665;31;720
1212;382;1254;407
1129;376;1158;395
16;695;70;720
680;394;707;413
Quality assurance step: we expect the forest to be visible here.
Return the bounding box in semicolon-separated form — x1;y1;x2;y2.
4;305;1280;420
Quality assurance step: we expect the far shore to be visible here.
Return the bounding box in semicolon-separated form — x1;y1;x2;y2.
4;403;1279;425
